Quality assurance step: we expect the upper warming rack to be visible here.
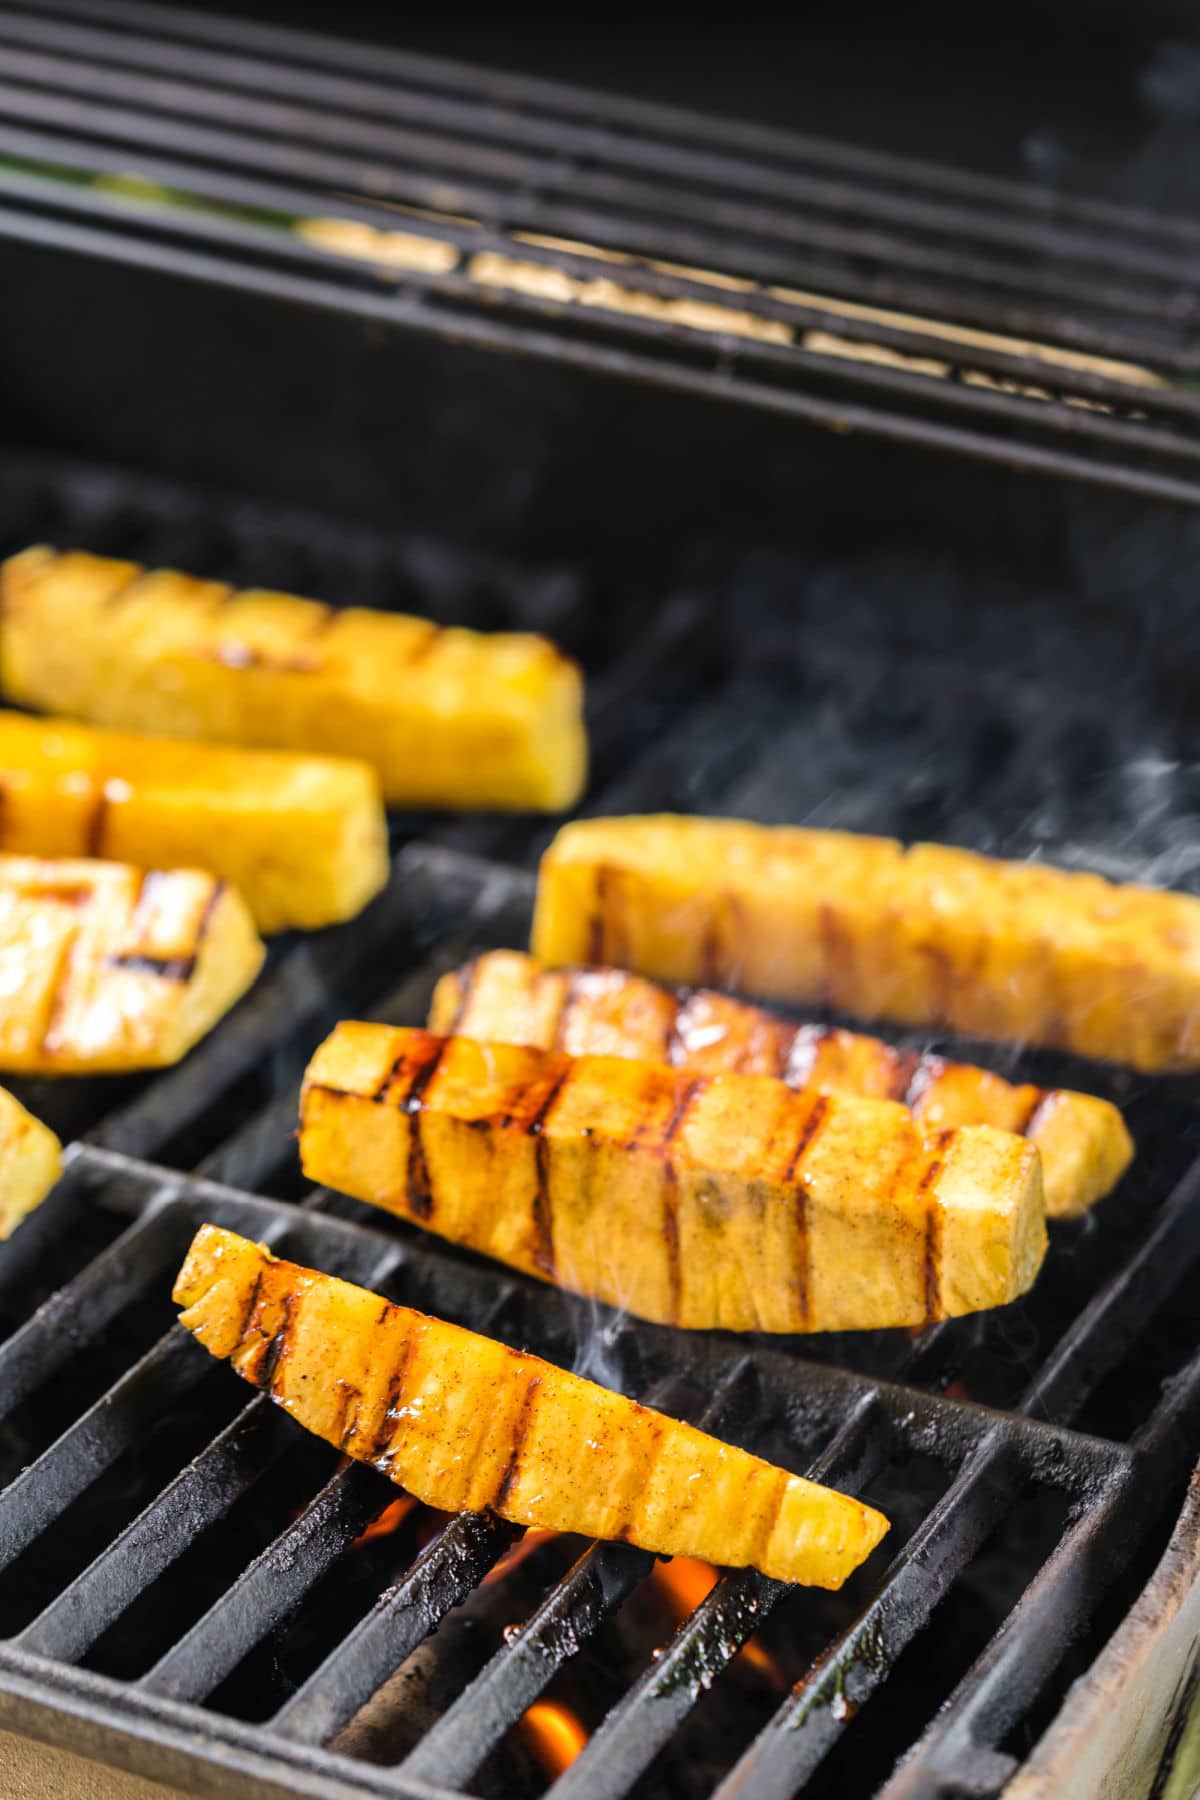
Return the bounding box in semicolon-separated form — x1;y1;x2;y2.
1;1;1200;502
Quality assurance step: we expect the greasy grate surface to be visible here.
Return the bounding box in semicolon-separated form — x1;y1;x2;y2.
1;1;1200;503
0;450;1199;1797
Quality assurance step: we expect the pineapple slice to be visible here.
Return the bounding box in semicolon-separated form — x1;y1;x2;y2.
1;548;587;813
0;1086;62;1239
0;709;387;933
175;1223;890;1587
0;855;264;1072
531;815;1200;1073
299;1024;1047;1333
430;950;1133;1219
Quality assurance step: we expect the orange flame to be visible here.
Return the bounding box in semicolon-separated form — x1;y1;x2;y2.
650;1558;784;1686
519;1699;588;1776
351;1495;418;1549
483;1527;559;1586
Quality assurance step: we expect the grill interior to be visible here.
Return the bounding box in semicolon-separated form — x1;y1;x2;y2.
2;0;1200;510
0;451;1199;1800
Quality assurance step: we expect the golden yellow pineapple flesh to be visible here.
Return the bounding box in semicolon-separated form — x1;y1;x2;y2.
174;1224;890;1587
0;709;388;933
299;1023;1047;1334
1;547;588;813
430;950;1133;1219
531;815;1200;1073
0;1085;62;1239
0;855;264;1073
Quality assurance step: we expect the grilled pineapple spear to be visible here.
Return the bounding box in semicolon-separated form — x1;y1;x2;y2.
431;951;1132;1219
1;547;588;813
0;710;388;933
300;1025;1047;1334
532;815;1200;1073
0;1087;61;1239
175;1224;890;1587
0;855;264;1072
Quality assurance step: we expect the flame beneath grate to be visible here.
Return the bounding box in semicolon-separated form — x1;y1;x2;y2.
651;1558;784;1686
519;1698;589;1777
482;1527;559;1587
351;1495;419;1550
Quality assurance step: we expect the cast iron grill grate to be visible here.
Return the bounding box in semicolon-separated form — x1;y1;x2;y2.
0;453;1199;1797
1;1;1200;503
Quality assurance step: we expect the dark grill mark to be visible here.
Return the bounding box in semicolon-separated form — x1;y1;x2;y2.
586;871;608;965
237;1273;265;1356
531;1140;556;1277
698;909;725;988
104;953;195;982
662;1164;682;1325
659;1076;702;1154
402;1039;448;1221
258;1293;295;1392
526;1071;570;1281
39;921;84;1055
370;1325;418;1464
492;1375;542;1511
336;1382;363;1451
781;1094;830;1185
782;1095;828;1331
84;786;108;860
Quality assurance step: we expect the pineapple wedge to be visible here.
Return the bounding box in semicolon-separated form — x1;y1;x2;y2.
0;1086;62;1239
0;547;587;813
0;709;388;933
299;1024;1047;1333
531;815;1200;1073
0;855;264;1072
175;1223;890;1587
431;951;1133;1219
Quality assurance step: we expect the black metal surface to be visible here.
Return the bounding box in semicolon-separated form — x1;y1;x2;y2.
0;447;1199;1800
0;3;1199;504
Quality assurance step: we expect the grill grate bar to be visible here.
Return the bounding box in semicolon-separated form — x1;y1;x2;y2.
5;12;1200;289
269;1510;519;1749
6;199;1200;508
549;1394;884;1800
3;112;1193;390
0;1187;180;1416
12;1;1200;282
0;90;1193;370
33;0;1200;253
713;1147;1200;1800
4;38;1199;307
877;1345;1200;1800
14;1396;294;1664
138;1461;386;1705
0;1326;202;1575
